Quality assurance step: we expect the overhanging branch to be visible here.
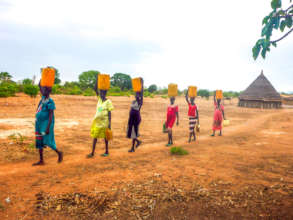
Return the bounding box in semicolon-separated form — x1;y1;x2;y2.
270;27;293;43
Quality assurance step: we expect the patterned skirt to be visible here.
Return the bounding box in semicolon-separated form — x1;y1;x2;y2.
189;116;197;133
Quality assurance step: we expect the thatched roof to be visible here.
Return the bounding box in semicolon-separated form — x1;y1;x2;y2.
239;71;281;102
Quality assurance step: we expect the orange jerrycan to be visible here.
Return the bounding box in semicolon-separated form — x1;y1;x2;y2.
41;67;55;87
168;84;178;97
132;78;142;92
188;86;197;97
216;90;223;99
105;128;113;141
98;74;110;90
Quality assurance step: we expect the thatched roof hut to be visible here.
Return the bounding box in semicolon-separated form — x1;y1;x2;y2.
238;71;282;109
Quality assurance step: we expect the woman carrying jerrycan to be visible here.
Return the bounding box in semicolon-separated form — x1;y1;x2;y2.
87;74;114;158
164;84;179;147
33;67;63;166
127;77;144;153
185;86;200;143
211;90;226;136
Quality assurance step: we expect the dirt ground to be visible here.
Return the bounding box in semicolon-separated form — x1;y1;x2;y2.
0;93;293;220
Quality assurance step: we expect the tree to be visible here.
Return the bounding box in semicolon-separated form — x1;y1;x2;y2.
0;72;12;82
78;70;100;90
22;78;33;85
54;68;61;84
198;89;210;99
148;84;157;93
111;73;132;91
253;0;293;59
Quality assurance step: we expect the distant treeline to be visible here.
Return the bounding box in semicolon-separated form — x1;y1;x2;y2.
1;70;240;98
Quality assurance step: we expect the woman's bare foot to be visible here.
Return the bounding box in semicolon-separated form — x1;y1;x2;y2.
136;140;142;148
86;153;94;158
32;161;44;166
58;151;63;163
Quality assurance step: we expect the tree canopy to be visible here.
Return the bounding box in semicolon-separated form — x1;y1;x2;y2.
22;78;33;85
253;0;293;59
111;73;132;91
0;72;12;82
78;70;100;89
148;84;158;93
54;68;61;85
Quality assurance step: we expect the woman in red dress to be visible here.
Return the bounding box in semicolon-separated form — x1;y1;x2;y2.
211;93;226;136
185;92;199;142
165;97;179;146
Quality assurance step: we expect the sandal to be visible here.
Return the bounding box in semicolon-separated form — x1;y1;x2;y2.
100;153;109;157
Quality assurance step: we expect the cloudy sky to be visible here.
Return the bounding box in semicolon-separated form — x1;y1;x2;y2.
0;0;292;92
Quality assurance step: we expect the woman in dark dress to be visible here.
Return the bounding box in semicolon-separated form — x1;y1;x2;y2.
127;79;143;152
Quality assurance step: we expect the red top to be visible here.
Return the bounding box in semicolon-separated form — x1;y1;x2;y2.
166;105;178;128
214;103;224;111
188;104;197;117
167;105;178;117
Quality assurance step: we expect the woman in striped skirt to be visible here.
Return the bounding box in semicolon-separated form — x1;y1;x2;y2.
185;92;199;142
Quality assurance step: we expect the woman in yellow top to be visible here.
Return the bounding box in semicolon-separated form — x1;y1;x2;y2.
87;78;114;158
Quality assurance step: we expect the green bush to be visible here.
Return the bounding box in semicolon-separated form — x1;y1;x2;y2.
170;146;189;155
23;84;39;97
52;84;63;94
83;88;95;96
109;86;121;93
67;85;82;95
144;90;151;97
198;89;210;99
149;94;154;98
161;95;168;99
0;82;18;97
223;91;240;98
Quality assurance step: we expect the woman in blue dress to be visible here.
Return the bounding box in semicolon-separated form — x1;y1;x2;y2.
33;83;63;166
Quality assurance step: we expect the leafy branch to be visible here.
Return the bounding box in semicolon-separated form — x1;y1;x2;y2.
253;0;293;60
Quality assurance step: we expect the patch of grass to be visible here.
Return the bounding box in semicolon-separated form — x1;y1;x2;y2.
161;95;168;99
0;202;4;211
170;146;189;155
8;133;26;145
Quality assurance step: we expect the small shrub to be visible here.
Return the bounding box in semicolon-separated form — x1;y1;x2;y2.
24;84;39;97
0;82;18;97
0;202;4;211
161;95;168;99
67;86;82;95
170;146;189;155
8;133;26;145
149;94;154;98
83;88;95;96
109;86;121;93
52;84;63;94
144;90;150;97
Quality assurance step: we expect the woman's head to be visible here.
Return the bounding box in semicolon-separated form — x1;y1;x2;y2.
170;97;175;104
100;90;107;100
217;99;221;106
135;92;142;103
40;86;52;98
190;97;195;104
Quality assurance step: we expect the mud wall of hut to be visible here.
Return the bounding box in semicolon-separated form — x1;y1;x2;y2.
238;100;282;109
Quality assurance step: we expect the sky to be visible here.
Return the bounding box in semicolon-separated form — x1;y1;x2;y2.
0;0;292;92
